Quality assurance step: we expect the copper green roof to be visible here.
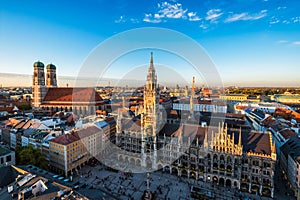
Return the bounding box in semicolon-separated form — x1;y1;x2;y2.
46;63;56;70
33;61;44;68
275;95;300;99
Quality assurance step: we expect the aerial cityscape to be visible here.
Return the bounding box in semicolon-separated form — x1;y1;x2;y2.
1;0;300;200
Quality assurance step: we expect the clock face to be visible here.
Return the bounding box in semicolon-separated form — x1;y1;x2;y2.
146;126;152;134
147;99;153;105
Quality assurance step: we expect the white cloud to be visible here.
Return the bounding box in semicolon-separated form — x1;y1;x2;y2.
270;19;280;24
292;41;300;45
224;13;247;22
277;6;287;10
269;16;280;25
199;23;208;29
143;1;200;23
115;16;139;24
224;10;267;23
115;16;125;23
156;2;187;19
143;14;162;23
276;40;288;44
205;9;223;22
130;18;139;23
187;12;201;21
291;17;300;23
282;20;290;24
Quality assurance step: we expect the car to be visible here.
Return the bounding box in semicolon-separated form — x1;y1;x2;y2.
78;182;86;188
86;184;93;189
52;175;59;178
63;178;69;182
58;176;64;180
73;182;82;190
73;185;79;190
72;180;79;186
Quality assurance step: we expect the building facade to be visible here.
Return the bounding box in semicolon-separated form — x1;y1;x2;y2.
49;131;89;176
49;125;112;176
115;53;276;197
32;61;104;116
280;136;300;199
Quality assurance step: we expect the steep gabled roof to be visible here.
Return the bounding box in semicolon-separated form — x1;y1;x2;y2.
42;87;103;104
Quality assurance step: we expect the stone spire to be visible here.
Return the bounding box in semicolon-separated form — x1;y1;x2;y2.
190;76;195;116
238;127;242;147
122;96;126;111
146;52;157;91
232;130;235;145
270;131;277;160
203;127;209;148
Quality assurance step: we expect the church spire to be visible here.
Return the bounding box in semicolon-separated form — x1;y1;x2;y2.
190;76;195;116
238;127;242;147
150;52;153;65
204;127;208;148
143;52;159;135
146;52;157;91
148;52;154;74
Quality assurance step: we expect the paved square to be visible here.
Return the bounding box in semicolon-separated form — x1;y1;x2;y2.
72;162;274;200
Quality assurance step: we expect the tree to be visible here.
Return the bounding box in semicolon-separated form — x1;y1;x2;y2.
15;145;48;169
18;104;32;111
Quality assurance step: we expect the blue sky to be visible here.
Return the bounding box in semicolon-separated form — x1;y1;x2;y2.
0;0;300;87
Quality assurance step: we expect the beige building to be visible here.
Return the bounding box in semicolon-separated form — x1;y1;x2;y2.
49;123;110;176
220;94;248;101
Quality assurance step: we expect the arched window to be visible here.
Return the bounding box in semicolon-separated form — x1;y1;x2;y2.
220;155;225;161
227;156;232;164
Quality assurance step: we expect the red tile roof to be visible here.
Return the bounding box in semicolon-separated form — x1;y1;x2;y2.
279;129;296;139
121;118;141;132
50;132;81;145
42;88;103;105
225;129;272;155
0;107;15;113
50;126;102;145
171;124;272;155
244;131;272;155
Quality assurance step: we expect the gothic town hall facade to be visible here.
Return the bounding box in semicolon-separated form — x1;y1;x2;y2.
116;53;276;198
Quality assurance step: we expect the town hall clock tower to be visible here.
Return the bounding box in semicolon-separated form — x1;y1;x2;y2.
141;52;161;169
142;52;159;134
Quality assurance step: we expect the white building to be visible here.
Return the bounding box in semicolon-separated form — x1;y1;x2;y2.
173;101;227;113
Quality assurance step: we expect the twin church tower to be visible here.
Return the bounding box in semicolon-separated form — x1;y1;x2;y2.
32;61;57;107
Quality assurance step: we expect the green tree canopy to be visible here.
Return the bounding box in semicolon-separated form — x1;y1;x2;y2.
15;145;48;169
18;104;32;111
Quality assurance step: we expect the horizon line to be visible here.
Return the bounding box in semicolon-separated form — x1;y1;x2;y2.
0;72;299;88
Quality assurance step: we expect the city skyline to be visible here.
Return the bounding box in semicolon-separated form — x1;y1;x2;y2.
1;0;300;87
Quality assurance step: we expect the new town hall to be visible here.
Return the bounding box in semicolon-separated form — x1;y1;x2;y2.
116;53;276;197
